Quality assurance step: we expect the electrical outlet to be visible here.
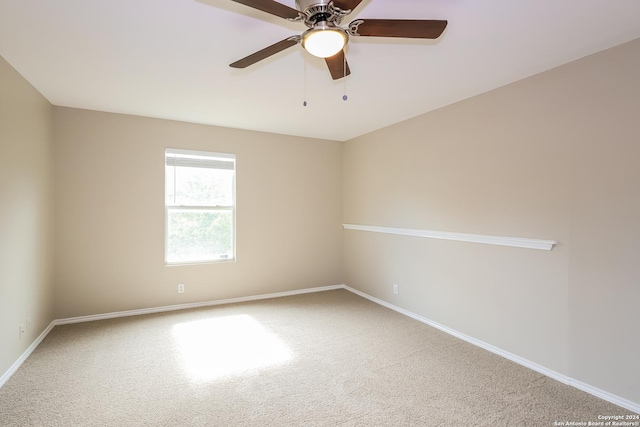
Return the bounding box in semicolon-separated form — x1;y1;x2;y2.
19;324;26;340
177;284;185;294
393;284;399;295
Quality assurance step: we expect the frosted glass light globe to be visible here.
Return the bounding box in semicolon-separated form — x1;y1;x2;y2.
302;28;347;58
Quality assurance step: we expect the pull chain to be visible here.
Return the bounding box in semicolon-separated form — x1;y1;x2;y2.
303;56;308;107
342;52;348;101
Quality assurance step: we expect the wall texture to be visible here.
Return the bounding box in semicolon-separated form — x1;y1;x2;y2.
0;56;54;378
53;108;343;319
343;38;640;405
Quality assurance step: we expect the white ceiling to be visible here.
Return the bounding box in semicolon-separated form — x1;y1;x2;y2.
1;0;639;141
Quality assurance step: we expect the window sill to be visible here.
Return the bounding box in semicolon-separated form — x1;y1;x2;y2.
165;258;236;267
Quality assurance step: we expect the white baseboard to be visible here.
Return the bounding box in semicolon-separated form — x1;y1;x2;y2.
3;284;638;415
343;285;640;415
55;284;345;325
0;320;56;388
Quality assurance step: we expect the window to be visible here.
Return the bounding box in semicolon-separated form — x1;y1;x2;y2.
165;149;235;264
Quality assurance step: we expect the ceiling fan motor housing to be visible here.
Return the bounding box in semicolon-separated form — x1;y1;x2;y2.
295;0;349;27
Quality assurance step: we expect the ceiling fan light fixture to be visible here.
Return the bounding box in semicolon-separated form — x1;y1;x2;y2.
301;25;348;58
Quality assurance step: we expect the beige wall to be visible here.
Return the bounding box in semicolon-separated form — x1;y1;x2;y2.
343;38;640;405
53;108;343;318
0;56;54;377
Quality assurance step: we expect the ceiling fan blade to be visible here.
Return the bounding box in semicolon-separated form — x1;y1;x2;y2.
331;0;365;12
230;37;299;69
325;50;351;80
349;19;448;39
230;0;300;20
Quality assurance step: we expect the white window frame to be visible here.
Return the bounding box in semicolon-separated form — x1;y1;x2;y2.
164;148;236;265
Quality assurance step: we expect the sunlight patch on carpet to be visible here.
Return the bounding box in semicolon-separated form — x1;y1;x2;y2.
172;314;292;382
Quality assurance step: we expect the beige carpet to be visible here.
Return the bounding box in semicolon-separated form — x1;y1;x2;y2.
0;290;633;426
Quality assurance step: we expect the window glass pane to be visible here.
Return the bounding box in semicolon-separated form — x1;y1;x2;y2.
167;209;233;263
166;165;175;204
166;166;233;207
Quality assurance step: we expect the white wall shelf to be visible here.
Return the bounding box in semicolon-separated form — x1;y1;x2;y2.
342;224;557;251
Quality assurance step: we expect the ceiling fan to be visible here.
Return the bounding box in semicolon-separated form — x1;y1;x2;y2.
229;0;447;80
